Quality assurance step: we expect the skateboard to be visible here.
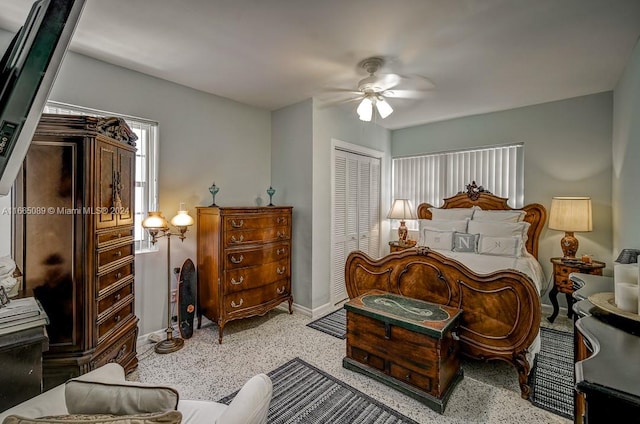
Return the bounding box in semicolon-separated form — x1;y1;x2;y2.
177;258;197;339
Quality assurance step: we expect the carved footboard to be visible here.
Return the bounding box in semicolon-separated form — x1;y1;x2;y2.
345;247;541;399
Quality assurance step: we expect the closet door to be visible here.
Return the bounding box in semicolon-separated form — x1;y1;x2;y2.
332;149;381;305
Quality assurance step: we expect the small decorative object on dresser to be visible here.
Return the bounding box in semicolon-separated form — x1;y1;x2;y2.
266;186;276;206
196;206;293;343
209;182;220;206
547;257;605;323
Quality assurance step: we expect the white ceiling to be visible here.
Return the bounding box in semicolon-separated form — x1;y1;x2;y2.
1;0;639;129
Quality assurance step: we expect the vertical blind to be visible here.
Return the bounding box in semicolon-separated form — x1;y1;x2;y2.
392;144;524;228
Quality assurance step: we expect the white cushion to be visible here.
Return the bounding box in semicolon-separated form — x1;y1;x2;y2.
417;230;454;250
471;209;526;222
452;232;478;253
216;374;272;424
467;220;530;239
428;206;477;221
418;219;468;233
477;235;522;257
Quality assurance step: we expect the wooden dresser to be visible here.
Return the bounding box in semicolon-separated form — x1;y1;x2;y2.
196;206;293;343
13;114;139;389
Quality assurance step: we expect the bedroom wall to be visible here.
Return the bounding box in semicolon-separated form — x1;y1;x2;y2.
0;28;272;336
391;92;614;309
612;37;640;255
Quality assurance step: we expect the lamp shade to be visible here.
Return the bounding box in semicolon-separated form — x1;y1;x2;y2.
375;97;393;119
387;199;417;220
142;211;168;230
357;97;373;121
170;204;194;228
548;197;592;232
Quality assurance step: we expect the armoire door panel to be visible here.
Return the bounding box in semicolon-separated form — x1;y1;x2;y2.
96;141;117;229
116;148;135;226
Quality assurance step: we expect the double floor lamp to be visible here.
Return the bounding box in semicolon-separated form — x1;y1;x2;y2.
142;204;194;354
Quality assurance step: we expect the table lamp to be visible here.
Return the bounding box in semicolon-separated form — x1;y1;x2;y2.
548;196;592;258
387;199;417;245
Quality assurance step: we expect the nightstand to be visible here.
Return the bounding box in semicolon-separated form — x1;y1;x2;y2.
389;240;416;253
547;257;605;323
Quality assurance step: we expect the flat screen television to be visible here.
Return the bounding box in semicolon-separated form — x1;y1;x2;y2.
0;0;85;195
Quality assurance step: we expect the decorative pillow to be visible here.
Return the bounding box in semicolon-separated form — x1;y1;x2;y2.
428;206;478;221
452;232;478;253
65;380;179;415
467;220;530;240
477;235;522;257
471;210;526;222
2;411;182;424
418;219;468;234
417;229;454;250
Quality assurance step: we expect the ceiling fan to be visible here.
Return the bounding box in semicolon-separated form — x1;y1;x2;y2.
320;56;434;122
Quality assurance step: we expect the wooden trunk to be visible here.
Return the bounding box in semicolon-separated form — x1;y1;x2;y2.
196;206;293;343
13;114;139;389
343;290;462;413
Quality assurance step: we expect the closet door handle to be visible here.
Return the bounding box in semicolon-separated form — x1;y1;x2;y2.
230;255;244;264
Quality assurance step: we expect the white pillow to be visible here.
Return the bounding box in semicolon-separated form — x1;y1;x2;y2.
467;220;530;240
418;219;469;233
477;235;522;257
452;232;478;253
471;209;526;222
428;206;478;221
417;229;454;250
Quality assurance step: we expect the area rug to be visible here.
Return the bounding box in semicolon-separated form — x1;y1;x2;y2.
219;357;418;424
306;308;346;339
528;327;574;419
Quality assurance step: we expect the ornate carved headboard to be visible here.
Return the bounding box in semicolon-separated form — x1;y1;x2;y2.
416;182;547;258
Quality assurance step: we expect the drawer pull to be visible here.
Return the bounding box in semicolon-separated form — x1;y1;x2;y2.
277;267;285;275
115;272;122;279
231;276;244;285
277;231;286;238
114;293;121;301
277;217;285;224
115;251;122;257
276;248;285;255
231;219;244;228
276;286;286;294
405;374;411;381
230;235;244;243
231;298;244;308
114;315;121;323
363;354;369;362
230;255;244;264
115;345;127;361
118;233;122;238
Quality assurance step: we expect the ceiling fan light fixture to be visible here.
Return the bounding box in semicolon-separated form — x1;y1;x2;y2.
357;96;373;121
375;97;393;119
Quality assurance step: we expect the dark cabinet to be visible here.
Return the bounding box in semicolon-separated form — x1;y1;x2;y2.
13;114;139;389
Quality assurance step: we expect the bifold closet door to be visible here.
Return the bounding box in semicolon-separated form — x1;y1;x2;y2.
332;149;380;305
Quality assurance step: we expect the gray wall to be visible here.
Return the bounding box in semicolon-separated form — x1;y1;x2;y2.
391;92;614;309
612;38;640;255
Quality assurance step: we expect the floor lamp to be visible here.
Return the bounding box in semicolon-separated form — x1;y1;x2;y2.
142;204;194;354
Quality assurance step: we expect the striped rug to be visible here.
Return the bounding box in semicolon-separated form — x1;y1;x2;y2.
306;308;346;339
528;327;574;419
219;357;418;424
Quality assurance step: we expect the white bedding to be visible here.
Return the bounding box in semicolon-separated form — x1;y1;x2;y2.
429;249;546;294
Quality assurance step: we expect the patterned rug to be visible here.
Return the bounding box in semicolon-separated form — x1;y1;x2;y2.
528;327;574;419
307;308;575;419
306;308;346;339
219;357;418;424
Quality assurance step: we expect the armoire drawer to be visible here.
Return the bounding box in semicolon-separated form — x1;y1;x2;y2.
224;214;289;231
97;227;134;248
224;242;289;269
97;282;133;317
97;243;133;269
97;301;134;341
224;260;289;293
224;227;289;246
97;262;133;293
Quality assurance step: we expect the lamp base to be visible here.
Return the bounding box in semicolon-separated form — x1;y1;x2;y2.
154;329;184;354
398;220;408;242
560;231;579;258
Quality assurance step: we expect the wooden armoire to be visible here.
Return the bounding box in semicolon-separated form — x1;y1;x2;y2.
13;114;139;389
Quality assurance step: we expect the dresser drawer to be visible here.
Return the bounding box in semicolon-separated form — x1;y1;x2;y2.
224;259;289;293
224;214;289;231
350;346;385;371
224;282;290;315
97;282;133;317
224;242;289;269
97;227;134;248
224;227;289;246
98;243;133;269
93;324;138;369
97;262;133;294
97;301;134;342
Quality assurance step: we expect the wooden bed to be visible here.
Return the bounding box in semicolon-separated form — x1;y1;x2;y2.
344;184;547;399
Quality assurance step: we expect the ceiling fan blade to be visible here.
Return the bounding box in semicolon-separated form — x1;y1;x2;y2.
317;95;363;109
395;74;436;90
376;73;401;91
382;89;431;99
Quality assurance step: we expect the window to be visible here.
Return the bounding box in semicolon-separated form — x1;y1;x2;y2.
392;143;523;229
43;101;159;252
